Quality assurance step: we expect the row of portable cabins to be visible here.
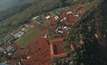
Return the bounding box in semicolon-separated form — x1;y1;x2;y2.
3;35;15;44
3;30;25;44
33;16;42;24
5;46;17;53
0;24;28;45
11;30;25;39
50;6;71;16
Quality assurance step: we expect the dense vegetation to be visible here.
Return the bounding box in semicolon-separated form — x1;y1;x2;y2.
61;0;107;65
51;0;107;65
0;0;34;11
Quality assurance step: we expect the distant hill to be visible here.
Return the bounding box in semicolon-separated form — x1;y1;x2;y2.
0;0;34;11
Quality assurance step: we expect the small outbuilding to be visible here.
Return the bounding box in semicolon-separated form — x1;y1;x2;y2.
55;16;59;20
46;16;51;19
63;17;67;20
66;11;72;14
78;41;84;44
50;39;64;43
70;44;76;51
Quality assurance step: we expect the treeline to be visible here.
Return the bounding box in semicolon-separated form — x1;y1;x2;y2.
0;0;34;11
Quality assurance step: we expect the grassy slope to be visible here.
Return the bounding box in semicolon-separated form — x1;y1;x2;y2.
17;28;42;46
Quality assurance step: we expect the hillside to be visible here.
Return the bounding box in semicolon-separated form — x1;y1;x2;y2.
0;0;34;11
65;0;107;65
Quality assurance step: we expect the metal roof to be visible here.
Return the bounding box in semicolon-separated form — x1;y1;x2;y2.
3;35;12;41
8;38;15;44
50;11;57;16
5;46;13;52
34;18;42;23
11;30;20;35
55;10;61;14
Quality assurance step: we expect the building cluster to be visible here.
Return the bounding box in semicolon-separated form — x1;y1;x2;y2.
32;6;71;24
55;26;71;32
50;39;68;59
48;6;86;60
0;24;29;45
0;45;18;56
0;24;29;58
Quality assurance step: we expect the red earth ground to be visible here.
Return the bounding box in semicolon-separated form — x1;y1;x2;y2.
21;38;51;65
53;42;65;54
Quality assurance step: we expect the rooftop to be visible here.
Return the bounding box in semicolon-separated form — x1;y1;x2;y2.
50;39;64;43
3;35;13;41
5;46;13;52
11;30;20;35
7;38;15;44
70;44;76;51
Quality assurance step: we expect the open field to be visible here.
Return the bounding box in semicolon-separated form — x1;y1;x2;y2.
17;28;42;46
